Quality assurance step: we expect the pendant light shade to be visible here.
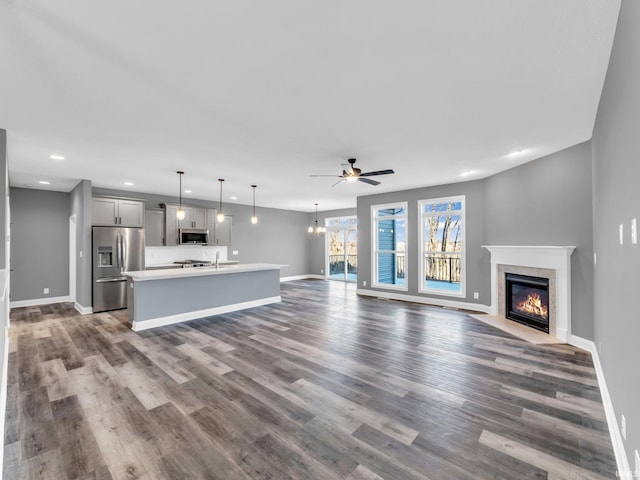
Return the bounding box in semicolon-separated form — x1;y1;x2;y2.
217;179;225;222
308;203;325;236
250;185;258;224
176;171;186;220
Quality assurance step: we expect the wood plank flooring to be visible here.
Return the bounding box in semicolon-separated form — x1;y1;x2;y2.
4;280;617;479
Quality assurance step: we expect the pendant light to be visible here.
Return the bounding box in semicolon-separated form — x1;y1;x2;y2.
176;171;186;220
217;178;225;222
308;203;325;235
250;185;258;224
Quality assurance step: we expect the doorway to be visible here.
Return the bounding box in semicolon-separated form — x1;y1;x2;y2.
69;214;76;304
325;216;357;282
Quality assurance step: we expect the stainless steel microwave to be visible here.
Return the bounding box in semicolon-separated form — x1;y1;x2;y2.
179;228;209;245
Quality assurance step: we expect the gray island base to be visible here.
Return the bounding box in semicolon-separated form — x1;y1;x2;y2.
125;263;285;331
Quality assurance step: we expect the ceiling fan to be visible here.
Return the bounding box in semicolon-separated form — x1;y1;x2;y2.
310;158;394;186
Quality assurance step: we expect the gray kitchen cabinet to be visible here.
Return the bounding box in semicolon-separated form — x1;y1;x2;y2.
207;209;232;245
215;216;232;245
164;204;180;245
93;197;144;227
183;206;206;229
144;209;165;246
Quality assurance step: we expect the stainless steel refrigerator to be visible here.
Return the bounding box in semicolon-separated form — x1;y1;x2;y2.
92;226;145;312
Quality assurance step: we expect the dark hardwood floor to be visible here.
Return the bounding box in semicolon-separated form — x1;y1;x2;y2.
4;279;617;479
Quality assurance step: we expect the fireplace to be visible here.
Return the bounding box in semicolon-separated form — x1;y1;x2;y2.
505;273;550;333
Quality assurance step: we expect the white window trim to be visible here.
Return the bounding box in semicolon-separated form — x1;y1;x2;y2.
371;202;408;291
418;195;466;298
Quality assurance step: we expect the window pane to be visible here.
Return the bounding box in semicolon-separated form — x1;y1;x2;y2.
377;206;406;216
424;215;462;253
326;217;357;227
423;201;462;214
377;253;405;286
377;218;406;251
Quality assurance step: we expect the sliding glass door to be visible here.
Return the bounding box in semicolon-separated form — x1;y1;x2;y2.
326;216;357;282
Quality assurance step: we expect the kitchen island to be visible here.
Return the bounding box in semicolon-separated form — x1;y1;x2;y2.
124;263;285;331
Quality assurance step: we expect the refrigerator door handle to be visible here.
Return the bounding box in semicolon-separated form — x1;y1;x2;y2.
116;234;121;271
96;277;127;283
122;234;127;269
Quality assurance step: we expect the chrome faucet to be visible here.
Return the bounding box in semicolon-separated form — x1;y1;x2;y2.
215;251;220;269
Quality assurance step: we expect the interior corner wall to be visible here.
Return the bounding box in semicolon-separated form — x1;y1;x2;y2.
70;180;92;309
592;0;640;467
356;143;593;324
484;141;594;339
10;188;70;302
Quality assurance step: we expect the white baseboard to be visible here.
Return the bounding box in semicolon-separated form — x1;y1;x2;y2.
74;303;93;315
356;288;491;313
568;335;631;480
280;274;325;282
9;295;71;309
131;296;282;332
0;332;8;479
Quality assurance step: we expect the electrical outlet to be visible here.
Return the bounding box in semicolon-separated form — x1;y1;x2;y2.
363;280;367;287
43;287;49;295
320;269;323;274
473;292;479;299
79;250;83;258
233;250;239;255
621;414;627;440
634;450;640;479
594;252;597;265
632;218;637;244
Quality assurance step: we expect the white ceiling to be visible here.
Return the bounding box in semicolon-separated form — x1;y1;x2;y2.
0;0;621;212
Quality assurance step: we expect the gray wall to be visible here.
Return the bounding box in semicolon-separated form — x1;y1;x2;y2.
357;179;489;305
356;142;594;332
70;180;92;309
10;188;70;302
93;187;312;277
0;129;7;270
484;142;594;338
592;0;640;466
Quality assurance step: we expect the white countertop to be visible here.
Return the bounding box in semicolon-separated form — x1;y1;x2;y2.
126;263;286;281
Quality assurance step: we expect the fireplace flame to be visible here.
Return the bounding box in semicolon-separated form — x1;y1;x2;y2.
518;292;548;319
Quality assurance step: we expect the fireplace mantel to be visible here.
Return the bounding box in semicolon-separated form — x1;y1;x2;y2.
483;246;576;341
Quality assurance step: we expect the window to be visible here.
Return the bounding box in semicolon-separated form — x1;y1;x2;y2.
372;203;407;289
419;196;465;297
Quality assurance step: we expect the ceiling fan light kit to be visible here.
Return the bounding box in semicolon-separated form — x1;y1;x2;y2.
310;158;394;187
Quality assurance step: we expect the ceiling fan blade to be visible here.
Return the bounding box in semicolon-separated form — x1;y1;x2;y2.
358;177;380;186
332;179;346;187
360;169;395;177
310;174;342;177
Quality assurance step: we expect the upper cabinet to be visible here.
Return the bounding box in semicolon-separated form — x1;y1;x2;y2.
144;209;165;246
182;206;207;229
206;209;232;245
162;204;208;245
93;197;144;227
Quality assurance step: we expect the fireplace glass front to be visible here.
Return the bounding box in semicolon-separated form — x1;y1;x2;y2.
505;273;550;333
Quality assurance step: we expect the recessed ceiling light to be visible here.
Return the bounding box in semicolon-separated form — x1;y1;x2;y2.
123;181;134;186
39;181;50;185
230;196;238;200
49;154;65;160
183;190;192;194
460;170;477;177
505;149;530;159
